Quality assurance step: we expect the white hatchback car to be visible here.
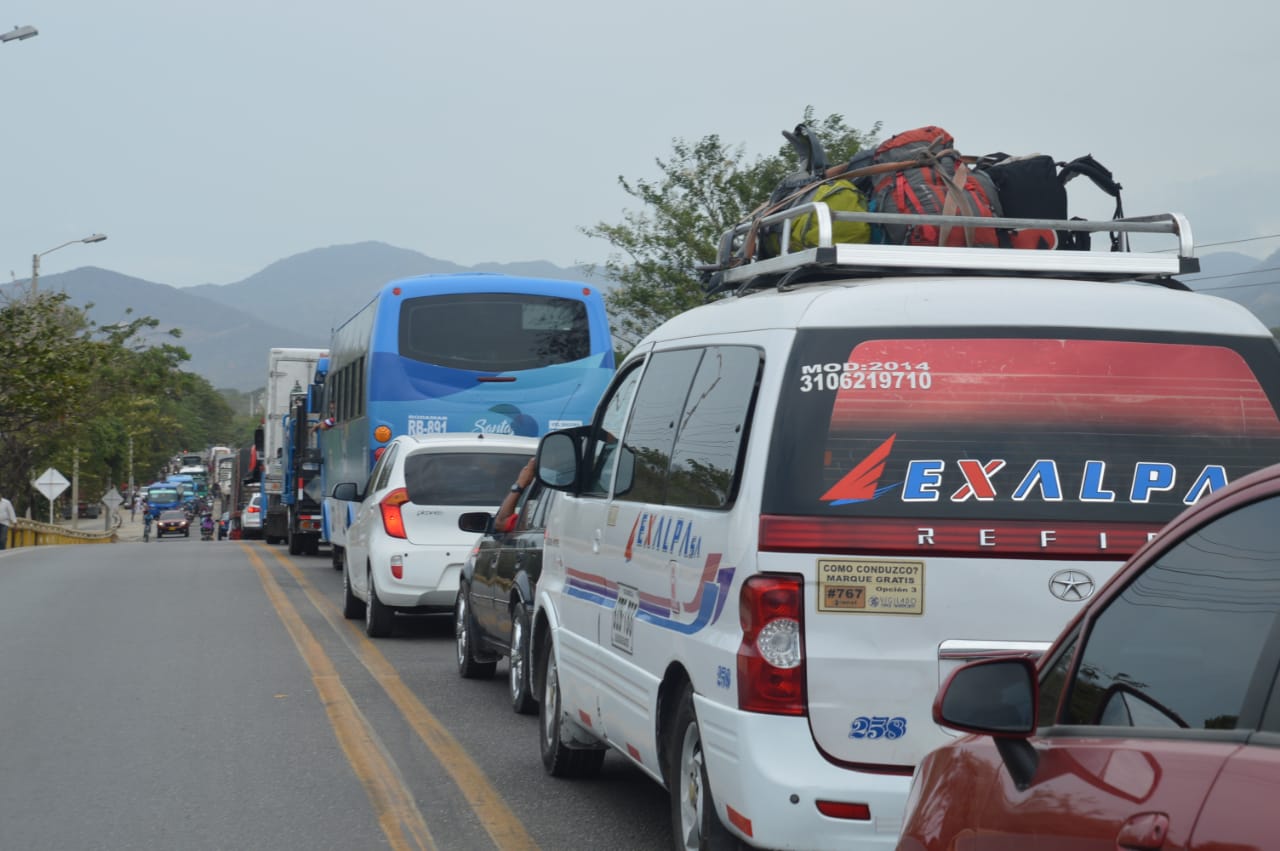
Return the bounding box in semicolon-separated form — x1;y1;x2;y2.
337;433;537;637
239;493;264;538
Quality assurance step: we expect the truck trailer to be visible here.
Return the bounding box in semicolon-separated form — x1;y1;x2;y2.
258;347;327;545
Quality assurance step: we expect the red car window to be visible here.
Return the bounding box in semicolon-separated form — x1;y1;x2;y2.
1063;494;1280;731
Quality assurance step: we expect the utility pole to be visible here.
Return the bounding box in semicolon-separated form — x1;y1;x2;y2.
71;449;80;530
128;436;135;504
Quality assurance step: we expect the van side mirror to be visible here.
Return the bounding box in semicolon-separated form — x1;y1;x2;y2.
537;432;580;491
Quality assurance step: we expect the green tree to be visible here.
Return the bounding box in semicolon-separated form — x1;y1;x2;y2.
0;290;245;515
583;109;880;346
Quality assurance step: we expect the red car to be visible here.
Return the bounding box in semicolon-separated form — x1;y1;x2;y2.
899;462;1280;850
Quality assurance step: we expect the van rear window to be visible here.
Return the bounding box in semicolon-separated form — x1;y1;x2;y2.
762;329;1280;557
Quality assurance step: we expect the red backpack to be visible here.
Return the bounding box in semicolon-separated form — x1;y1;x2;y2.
867;126;1002;247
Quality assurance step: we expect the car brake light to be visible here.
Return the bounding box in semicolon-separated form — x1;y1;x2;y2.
379;488;409;539
247;505;259;514
816;800;871;820
737;574;805;715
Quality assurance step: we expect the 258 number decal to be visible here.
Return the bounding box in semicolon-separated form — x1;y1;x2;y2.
849;716;907;740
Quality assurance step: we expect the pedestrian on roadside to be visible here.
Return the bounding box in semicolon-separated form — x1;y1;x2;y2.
0;493;16;550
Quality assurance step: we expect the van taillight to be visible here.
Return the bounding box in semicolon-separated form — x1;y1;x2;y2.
379;488;410;539
737;574;805;716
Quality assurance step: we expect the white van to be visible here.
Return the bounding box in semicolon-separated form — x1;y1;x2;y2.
529;210;1280;850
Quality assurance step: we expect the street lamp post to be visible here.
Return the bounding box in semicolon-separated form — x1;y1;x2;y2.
31;233;107;294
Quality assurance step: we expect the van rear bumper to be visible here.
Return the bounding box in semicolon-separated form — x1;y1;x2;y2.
694;694;910;850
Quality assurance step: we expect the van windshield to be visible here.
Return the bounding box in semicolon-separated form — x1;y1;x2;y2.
763;329;1280;556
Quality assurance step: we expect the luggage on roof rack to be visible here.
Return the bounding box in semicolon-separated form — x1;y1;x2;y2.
700;205;1198;296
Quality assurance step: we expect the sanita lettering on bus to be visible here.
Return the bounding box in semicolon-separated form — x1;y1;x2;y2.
625;512;702;561
471;418;515;435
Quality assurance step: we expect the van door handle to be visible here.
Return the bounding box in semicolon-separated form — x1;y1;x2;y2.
592;528;602;554
1117;812;1169;850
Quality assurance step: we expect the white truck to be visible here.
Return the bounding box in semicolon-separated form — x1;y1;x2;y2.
259;347;327;545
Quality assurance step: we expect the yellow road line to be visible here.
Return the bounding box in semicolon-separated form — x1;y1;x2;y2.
265;547;539;851
242;545;438;851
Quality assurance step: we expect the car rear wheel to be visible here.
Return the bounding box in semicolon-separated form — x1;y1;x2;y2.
539;637;604;778
667;682;740;851
342;555;365;620
509;606;536;714
364;567;394;638
455;588;497;679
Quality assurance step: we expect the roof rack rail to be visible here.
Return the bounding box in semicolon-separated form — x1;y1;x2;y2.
701;205;1198;296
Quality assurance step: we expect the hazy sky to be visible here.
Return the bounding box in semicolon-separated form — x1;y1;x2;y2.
3;1;1277;288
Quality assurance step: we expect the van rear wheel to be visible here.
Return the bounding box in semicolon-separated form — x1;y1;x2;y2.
667;682;741;851
539;638;604;778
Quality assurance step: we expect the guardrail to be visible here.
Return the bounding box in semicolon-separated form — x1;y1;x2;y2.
6;517;118;548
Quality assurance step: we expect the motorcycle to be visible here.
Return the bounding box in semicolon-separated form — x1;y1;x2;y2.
200;514;215;542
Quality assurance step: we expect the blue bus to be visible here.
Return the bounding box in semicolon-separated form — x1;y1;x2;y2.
318;273;615;568
145;481;184;519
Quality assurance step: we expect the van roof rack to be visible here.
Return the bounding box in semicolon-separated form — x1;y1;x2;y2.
701;206;1198;297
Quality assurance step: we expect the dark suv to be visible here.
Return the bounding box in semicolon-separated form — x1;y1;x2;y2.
454;481;552;714
900;462;1280;850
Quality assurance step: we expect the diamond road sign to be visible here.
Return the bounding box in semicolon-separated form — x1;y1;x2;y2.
33;467;70;502
102;487;124;509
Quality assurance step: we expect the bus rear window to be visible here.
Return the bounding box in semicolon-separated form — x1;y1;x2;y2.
403;452;533;506
398;293;590;371
762;330;1280;555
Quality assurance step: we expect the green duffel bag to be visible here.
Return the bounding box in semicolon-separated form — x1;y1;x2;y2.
761;178;871;258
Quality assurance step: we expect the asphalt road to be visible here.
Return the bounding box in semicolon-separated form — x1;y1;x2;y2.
0;532;670;851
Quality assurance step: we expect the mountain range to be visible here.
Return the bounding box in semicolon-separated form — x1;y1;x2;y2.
3;241;1276;392
1;243;598;391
